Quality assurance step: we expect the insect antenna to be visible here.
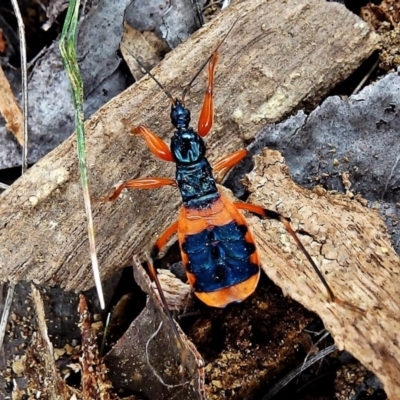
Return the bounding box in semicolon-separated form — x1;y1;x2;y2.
121;17;239;105
182;17;239;102
120;43;175;104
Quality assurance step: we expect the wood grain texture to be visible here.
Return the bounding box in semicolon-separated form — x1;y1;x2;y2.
0;0;378;292
29;285;72;399
245;149;400;400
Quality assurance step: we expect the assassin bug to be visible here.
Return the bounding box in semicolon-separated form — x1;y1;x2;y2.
100;22;361;313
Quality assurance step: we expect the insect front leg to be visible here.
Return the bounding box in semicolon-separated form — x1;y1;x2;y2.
234;202;364;313
197;52;219;137
131;125;174;162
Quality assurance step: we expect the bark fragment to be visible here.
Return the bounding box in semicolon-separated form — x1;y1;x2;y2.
244;149;400;399
105;257;205;400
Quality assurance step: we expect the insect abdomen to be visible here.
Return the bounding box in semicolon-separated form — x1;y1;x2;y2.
178;195;260;307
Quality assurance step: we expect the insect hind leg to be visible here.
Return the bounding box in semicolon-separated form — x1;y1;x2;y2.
145;221;188;352
234;202;364;313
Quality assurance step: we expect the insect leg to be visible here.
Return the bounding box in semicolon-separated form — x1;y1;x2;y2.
213;149;248;183
149;220;179;262
234;202;364;313
146;221;188;356
97;178;176;202
132;126;174;162
197;52;219;137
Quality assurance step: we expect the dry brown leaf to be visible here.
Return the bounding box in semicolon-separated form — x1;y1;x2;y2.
121;23;170;81
0;29;7;53
0;63;23;145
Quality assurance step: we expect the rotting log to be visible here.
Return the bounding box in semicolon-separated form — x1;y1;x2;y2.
0;0;378;291
244;149;400;400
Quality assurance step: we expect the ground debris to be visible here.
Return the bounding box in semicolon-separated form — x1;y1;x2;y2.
0;0;130;169
120;23;170;81
335;357;386;400
244;149;399;399
124;0;204;49
361;0;400;30
24;285;74;399
378;24;400;71
78;294;115;400
2;284;133;400
0;63;23;145
360;0;400;71
104;257;205;400
185;276;314;399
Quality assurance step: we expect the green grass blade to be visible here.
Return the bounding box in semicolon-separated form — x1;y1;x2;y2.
59;0;105;309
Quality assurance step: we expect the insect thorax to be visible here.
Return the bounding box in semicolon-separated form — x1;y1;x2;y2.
174;154;219;208
170;100;219;208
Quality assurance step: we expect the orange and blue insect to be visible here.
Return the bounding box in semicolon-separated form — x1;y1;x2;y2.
169;96;260;307
103;49;260;308
102;27;359;312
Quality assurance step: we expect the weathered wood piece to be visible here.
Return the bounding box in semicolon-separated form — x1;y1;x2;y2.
27;285;73;399
244;149;400;400
0;0;378;292
105;257;205;400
